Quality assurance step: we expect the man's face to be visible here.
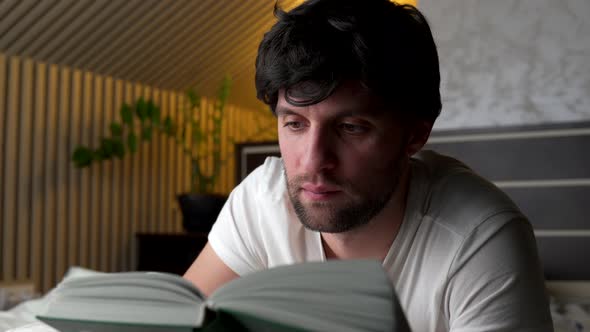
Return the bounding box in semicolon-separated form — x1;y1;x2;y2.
277;81;411;233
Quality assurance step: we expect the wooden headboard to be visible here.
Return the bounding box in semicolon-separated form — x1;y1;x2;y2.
235;121;590;280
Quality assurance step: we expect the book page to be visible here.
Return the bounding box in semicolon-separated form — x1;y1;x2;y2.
208;260;410;332
38;271;208;329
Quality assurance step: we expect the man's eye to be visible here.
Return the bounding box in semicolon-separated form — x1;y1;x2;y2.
284;121;304;131
339;123;368;135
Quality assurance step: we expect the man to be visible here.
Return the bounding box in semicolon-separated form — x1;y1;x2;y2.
184;0;553;330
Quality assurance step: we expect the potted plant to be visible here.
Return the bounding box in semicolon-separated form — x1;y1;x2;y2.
72;77;234;232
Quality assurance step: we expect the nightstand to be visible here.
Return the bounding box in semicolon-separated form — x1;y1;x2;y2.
136;232;208;275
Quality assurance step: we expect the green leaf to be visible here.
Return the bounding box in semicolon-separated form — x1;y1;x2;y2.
163;116;174;136
101;138;114;157
180;126;187;141
150;103;161;125
72;146;94;168
112;139;125;159
146;100;155;118
94;140;112;161
110;122;123;137
192;127;202;143
128;132;138;153
93;150;104;161
120;103;133;125
218;76;232;103
136;97;148;122
141;126;152;141
186;88;200;109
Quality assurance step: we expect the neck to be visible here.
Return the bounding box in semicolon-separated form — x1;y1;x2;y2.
321;162;412;261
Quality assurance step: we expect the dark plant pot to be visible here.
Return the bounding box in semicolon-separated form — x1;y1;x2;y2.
177;193;227;233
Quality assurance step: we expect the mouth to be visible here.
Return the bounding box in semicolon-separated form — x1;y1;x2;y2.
300;184;342;201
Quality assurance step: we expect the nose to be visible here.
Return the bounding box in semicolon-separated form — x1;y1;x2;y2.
300;126;337;174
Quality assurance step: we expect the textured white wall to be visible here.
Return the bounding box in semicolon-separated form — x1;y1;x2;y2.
420;0;590;129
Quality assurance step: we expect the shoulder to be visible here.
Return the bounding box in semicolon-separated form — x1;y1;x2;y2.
209;157;289;273
413;150;523;238
237;156;286;200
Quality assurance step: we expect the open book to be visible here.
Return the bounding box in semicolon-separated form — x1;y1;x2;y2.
37;260;410;332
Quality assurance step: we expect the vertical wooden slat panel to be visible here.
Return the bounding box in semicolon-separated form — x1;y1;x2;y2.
180;94;186;230
199;99;208;194
219;103;227;194
1;53;286;288
129;84;142;268
140;85;151;234
217;103;224;194
111;79;123;272
223;106;230;192
228;106;236;190
137;84;145;234
130;83;143;270
210;101;216;193
207;102;215;193
100;76;113;272
226;107;236;192
172;94;180;231
151;89;160;232
55;66;70;282
170;91;180;232
89;74;102;271
2;56;20;282
220;104;226;194
67;69;82;269
197;99;204;192
173;93;181;228
176;93;185;232
1;53;285;287
183;94;192;195
228;106;236;191
226;107;237;192
164;91;172;232
0;54;5;278
158;90;168;232
231;105;239;188
42;64;58;291
157;90;168;233
248;110;255;142
16;59;33;280
123;81;134;270
236;109;242;139
242;110;249;139
234;107;243;161
230;106;241;190
217;107;229;193
204;101;210;193
30;61;46;292
79;71;93;269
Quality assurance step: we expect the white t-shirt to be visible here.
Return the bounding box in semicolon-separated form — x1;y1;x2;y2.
208;150;553;331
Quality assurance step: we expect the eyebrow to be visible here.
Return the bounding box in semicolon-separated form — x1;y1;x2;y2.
275;106;299;117
275;105;382;120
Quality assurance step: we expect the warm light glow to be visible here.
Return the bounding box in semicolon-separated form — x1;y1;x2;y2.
395;0;418;5
283;0;306;11
287;0;418;10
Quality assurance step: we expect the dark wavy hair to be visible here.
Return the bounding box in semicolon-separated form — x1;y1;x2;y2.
255;0;441;123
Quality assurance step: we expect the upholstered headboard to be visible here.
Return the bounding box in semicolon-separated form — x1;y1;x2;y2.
235;121;590;280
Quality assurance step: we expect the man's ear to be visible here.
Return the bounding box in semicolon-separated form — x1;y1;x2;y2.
405;121;433;157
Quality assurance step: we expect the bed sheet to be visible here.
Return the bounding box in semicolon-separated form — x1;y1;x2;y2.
1;267;99;332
